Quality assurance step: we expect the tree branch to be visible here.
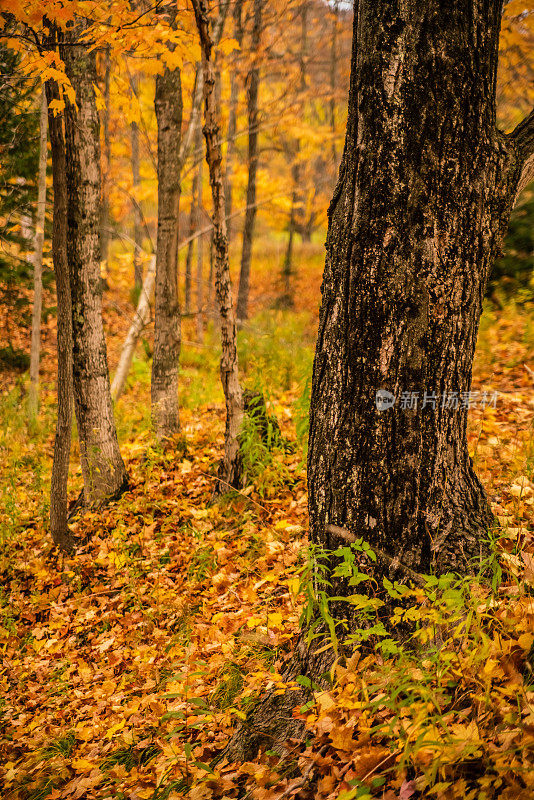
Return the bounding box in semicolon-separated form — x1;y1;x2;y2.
509;107;534;198
326;524;426;586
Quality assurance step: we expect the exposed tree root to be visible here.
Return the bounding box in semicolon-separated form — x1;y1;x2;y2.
220;632;335;762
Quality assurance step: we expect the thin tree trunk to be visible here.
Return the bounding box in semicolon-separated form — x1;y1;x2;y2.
152;35;182;440
184;128;200;315
279;4;308;307
28;87;47;423
280;172;298;307
236;0;263;322
100;46;111;278
223;0;244;242
195;125;204;342
192;0;244;488
208;231;215;319
62;24;128;507
131;71;143;290
329;0;339;167
45;60;74;552
112;256;155;401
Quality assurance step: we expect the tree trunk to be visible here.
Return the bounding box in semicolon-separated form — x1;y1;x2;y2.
28;87;47;423
184;126;200;316
329;0;339;167
192;0;244;489
45;69;74;553
279;4;307;308
236;0;263;323
195;124;204;342
100;46;111;279
131;72;143;290
280;171;298;307
62;25;128;507
223;0;244;243
152;49;182;440
112;256;156;402
224;0;534;761
308;0;530;606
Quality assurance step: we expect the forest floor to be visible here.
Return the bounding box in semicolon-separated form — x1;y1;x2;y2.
1;241;534;800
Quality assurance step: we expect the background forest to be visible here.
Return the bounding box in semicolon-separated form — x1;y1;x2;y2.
1;1;534;799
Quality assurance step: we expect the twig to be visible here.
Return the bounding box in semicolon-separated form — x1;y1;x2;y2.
326;523;426;585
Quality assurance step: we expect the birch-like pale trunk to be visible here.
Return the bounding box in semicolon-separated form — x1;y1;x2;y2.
28;87;47;422
112;256;156;402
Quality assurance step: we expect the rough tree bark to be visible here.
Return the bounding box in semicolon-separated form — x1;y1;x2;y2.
236;0;263;322
150;8;226;440
45;66;74;552
99;47;111;279
307;0;532;598
192;0;244;489
225;0;534;760
28;86;47;423
152;24;183;441
62;25;128;507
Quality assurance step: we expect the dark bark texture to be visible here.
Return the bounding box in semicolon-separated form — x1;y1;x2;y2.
224;0;534;761
236;0;263;322
62;27;128;507
45;65;74;552
308;0;526;604
152;55;182;439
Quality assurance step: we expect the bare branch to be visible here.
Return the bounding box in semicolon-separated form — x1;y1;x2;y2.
509;107;534;198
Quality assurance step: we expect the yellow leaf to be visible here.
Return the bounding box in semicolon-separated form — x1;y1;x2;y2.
48;98;65;116
218;37;240;56
73;759;96;772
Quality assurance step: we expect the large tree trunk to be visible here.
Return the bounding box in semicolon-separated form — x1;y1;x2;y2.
192;0;244;489
236;0;263;323
45;69;74;553
152;50;182;440
308;0;530;603
224;0;534;761
28;87;47;423
62;26;128;507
